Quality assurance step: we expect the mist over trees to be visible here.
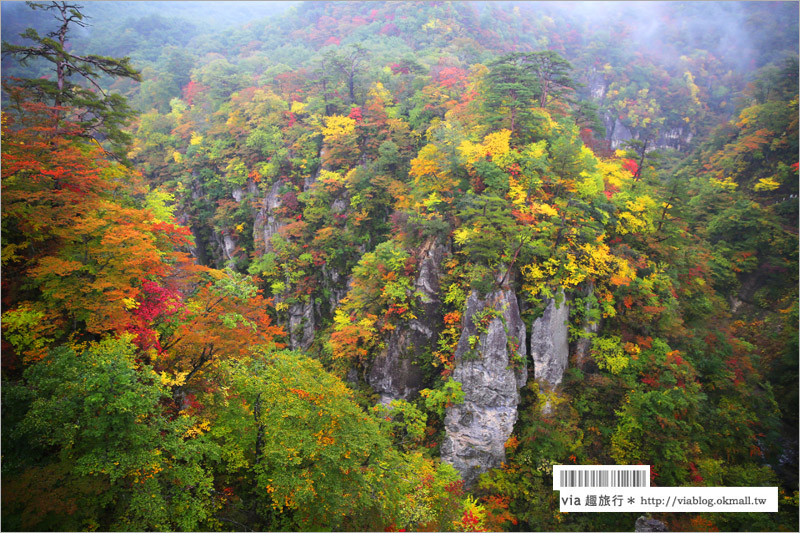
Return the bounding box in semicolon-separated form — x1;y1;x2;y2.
2;1;798;531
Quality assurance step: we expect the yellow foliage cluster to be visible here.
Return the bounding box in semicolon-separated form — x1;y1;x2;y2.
225;110;245;130
183;419;210;439
457;129;512;165
318;169;347;187
577;167;605;198
290;100;308;114
507;175;527;208
159;370;188;388
482;130;512;158
409;144;458;198
410;144;446;179
599;157;633;187
709;176;739;191
529;202;559;217
753;177;780;192
616;195;657;235
521;241;635;311
321;115;356;142
368;82;393;105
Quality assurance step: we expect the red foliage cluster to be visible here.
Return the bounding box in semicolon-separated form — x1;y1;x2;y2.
128;281;185;354
437;66;467;89
444;479;464;495
279;190;300;215
348;106;363;122
482;494;518;530
182;80;207;106
621;158;639;175
389;62;409;75
379;23;399;36
688;462;704;483
457;509;487;532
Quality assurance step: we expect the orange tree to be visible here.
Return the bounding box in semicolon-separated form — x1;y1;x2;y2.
1;104;192;360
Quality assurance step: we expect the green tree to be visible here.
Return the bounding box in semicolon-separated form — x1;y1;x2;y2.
209;349;465;531
2;1;142;158
1;336;217;531
527;50;576;109
483;52;539;136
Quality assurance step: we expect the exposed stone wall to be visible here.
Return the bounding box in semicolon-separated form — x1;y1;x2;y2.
253;180;284;255
288;297;315;352
531;294;570;390
368;238;446;404
441;288;527;486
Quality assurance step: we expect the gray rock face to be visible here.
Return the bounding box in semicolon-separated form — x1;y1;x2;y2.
368;326;428;404
657;127;693;151
415;244;441;304
288;297;315;351
213;230;241;269
606;115;635;150
587;67;607;100
604;112;693;152
635;516;668;532
442;288;527;487
331;196;348;214
531;295;570;390
368;238;446;403
321;265;350;312
253;181;284;255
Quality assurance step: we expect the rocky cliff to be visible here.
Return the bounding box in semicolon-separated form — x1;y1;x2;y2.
253;180;284;255
603;112;693;152
368;238;447;403
530;293;571;415
531;294;570;390
441;287;527;486
287;297;315;351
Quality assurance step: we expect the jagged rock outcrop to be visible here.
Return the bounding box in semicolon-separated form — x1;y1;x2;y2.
587;67;607;100
531;294;570;391
656;126;693;151
604;114;635;150
253;181;284;255
287;297;315;351
635;516;668;532
441;287;527;487
368;325;429;404
603;112;693;152
368;238;446;403
213;229;241;269
321;264;350;312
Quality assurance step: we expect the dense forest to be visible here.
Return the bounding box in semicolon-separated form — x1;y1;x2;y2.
1;1;798;531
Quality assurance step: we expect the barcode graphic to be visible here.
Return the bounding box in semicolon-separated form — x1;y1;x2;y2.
559;469;647;488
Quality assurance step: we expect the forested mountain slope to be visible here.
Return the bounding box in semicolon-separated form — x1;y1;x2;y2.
2;2;798;531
